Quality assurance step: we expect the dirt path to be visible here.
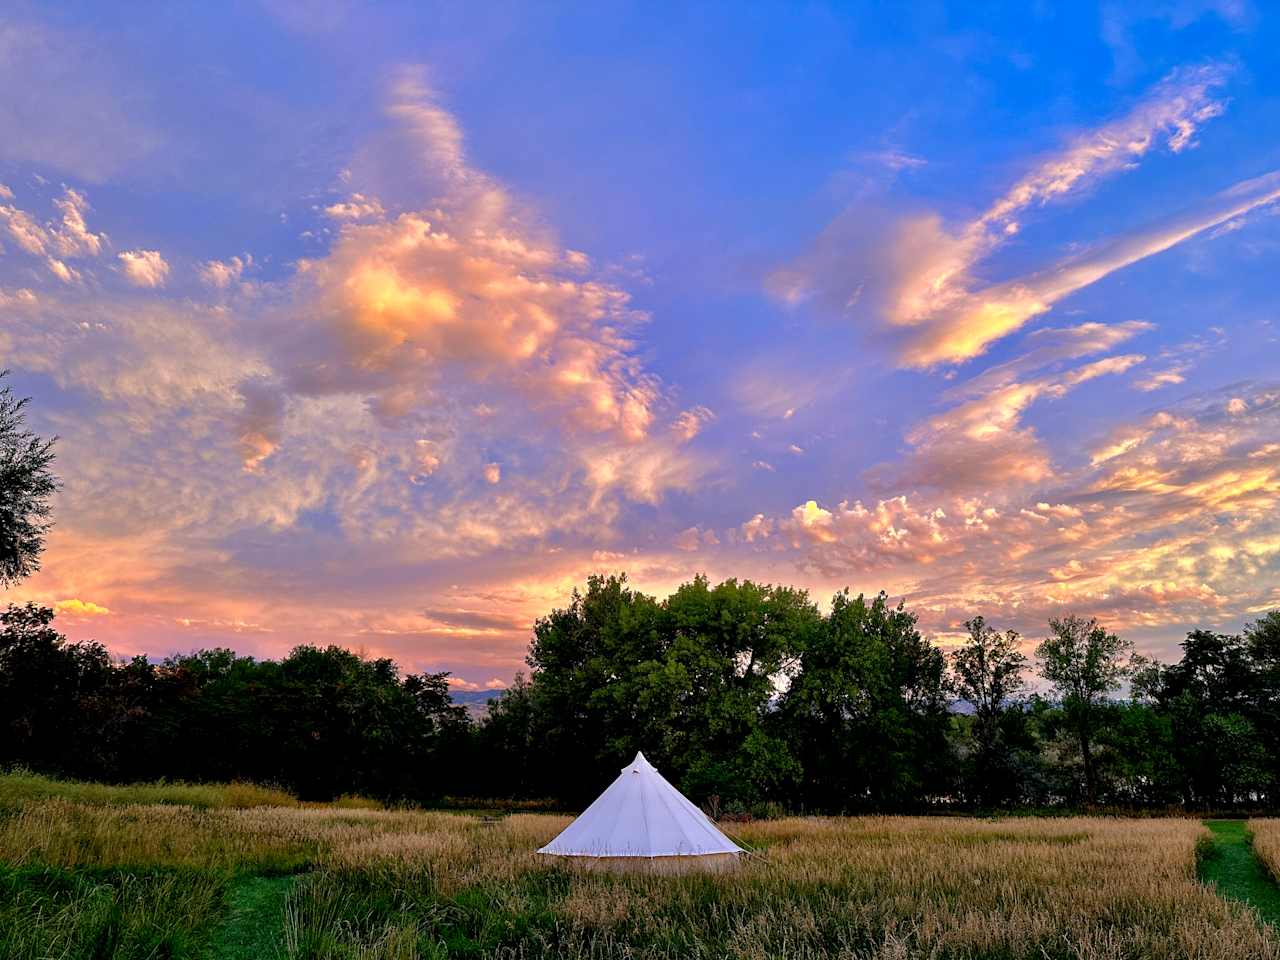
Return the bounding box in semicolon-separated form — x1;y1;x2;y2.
1200;820;1280;927
205;874;295;959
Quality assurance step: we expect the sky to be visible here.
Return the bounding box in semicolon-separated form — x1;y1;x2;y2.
2;1;1279;691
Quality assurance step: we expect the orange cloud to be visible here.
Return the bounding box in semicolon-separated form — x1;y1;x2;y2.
53;598;110;617
898;171;1280;366
740;382;1280;637
872;354;1144;495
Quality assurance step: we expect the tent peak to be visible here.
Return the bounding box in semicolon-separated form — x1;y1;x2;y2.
539;750;743;861
626;751;655;772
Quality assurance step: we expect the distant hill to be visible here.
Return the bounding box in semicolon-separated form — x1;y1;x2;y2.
450;687;505;720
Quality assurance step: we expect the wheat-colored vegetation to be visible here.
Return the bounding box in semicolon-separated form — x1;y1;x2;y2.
0;769;299;809
2;774;1278;959
1252;819;1280;880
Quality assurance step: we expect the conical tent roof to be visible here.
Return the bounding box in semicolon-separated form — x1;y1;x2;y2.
538;752;743;858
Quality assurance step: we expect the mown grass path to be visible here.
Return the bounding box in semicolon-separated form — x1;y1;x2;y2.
1200;820;1280;927
205;874;294;960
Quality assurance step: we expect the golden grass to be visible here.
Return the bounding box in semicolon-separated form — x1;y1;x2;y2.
4;789;1279;959
0;770;297;809
0;800;313;872
1252;818;1280;881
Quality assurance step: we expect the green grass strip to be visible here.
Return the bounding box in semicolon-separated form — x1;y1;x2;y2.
205;874;295;960
1200;820;1280;927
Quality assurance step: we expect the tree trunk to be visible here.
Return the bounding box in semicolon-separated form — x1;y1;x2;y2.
1079;715;1096;806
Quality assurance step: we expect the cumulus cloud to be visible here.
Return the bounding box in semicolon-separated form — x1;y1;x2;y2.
1;186;107;265
448;676;507;692
741;383;1280;637
412;439;442;480
674;526;702;551
51;188;105;257
118;249;170;287
323;193;385;220
287;207;659;443
199;254;252;288
0;287;37;306
45;257;79;283
248;72;675;465
0;203;47;254
0;66;713;675
54;598;110;617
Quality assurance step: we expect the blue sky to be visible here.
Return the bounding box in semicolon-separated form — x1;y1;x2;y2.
2;1;1279;688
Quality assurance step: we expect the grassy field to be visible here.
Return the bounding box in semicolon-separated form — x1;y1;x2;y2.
3;774;1280;959
1201;821;1280;927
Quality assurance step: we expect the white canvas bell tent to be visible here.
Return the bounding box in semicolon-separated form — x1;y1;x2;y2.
538;751;743;871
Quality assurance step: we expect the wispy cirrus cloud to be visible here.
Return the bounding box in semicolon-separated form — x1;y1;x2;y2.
888;64;1230;349
898;170;1280;367
0;19;162;182
770;63;1280;370
871;352;1146;495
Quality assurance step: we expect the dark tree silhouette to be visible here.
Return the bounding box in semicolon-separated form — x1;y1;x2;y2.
0;372;59;587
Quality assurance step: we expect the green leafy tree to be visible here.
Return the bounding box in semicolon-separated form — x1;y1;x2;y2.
1035;615;1135;805
0;373;59;586
476;673;538;796
950;616;1029;805
517;574;815;806
1140;628;1270;808
780;591;950;810
520;574;666;802
1246;610;1280;802
653;577;815;804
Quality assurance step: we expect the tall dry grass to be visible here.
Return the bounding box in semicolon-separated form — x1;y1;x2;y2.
285;813;1279;958
1252;819;1280;881
0;769;298;809
3;787;1278;959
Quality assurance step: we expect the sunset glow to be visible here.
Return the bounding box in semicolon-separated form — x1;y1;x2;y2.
2;3;1278;689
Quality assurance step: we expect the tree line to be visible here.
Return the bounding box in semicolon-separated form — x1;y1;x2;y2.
477;575;1280;812
4;373;1280;812
3;575;1279;813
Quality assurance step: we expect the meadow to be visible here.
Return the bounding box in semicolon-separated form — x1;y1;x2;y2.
2;774;1279;960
